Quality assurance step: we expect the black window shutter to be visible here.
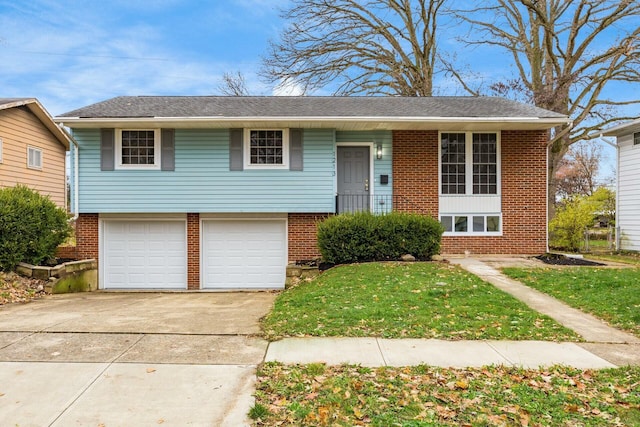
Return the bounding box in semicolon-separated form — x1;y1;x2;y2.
100;128;115;171
161;128;175;171
229;128;243;171
289;128;303;171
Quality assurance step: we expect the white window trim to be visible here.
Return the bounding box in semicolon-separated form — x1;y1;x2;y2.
27;146;43;170
633;132;640;146
244;128;289;169
440;213;503;236
115;129;161;170
438;131;501;196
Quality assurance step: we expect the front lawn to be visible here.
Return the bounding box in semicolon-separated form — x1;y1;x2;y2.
263;262;578;341
503;267;640;338
252;363;640;426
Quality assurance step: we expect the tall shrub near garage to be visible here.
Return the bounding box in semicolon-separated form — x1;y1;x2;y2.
317;211;443;264
0;185;72;271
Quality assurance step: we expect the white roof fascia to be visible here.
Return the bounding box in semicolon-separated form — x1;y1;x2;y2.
601;117;640;137
56;115;570;126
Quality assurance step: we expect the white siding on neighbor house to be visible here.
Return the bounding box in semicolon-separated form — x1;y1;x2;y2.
617;132;640;251
72;128;336;213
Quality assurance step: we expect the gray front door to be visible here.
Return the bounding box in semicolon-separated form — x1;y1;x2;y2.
337;146;370;213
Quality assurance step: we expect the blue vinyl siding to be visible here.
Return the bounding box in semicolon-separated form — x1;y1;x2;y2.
72;128;336;213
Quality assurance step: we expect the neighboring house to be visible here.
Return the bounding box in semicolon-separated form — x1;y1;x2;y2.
56;96;569;290
602;118;640;251
0;98;71;209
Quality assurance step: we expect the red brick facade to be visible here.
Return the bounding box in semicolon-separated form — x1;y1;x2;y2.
392;130;439;217
187;213;200;290
76;213;99;261
392;129;548;255
287;213;331;262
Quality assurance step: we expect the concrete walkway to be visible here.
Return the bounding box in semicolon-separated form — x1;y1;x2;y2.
448;257;640;344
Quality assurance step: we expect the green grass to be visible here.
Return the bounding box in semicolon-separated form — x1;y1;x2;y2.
263;262;579;341
587;252;640;266
253;363;640;426
503;267;640;337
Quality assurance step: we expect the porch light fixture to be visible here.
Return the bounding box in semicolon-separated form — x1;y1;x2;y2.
376;144;382;159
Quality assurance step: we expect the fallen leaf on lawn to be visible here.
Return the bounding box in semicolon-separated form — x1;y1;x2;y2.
353;407;364;419
565;404;580;413
455;380;469;390
274;397;288;406
146;368;156;373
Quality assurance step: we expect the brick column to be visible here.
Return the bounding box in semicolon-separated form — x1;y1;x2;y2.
187;213;200;290
287;213;331;262
76;213;99;260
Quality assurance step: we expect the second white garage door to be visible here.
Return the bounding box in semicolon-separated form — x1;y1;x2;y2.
102;220;187;290
201;219;287;289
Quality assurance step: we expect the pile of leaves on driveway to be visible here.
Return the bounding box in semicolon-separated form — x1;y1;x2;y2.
0;271;48;305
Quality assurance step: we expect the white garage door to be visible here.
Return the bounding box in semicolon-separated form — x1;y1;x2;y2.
202;219;286;289
102;220;187;289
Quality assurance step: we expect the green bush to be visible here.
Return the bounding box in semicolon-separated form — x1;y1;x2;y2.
317;211;443;264
549;197;595;252
0;185;72;271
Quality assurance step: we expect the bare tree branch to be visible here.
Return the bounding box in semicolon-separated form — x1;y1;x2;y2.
456;0;640;216
218;71;249;96
261;0;447;96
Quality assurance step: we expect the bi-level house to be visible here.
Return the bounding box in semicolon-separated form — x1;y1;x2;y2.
56;96;569;290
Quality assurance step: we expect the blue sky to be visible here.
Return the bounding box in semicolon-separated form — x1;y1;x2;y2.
1;0;635;178
0;0;289;115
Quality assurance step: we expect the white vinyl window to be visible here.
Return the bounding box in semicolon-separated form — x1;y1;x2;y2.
244;129;289;169
116;129;161;170
27;146;43;170
440;132;500;195
440;214;501;235
634;132;640;146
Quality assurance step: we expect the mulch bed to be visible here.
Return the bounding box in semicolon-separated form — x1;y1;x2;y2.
535;253;605;266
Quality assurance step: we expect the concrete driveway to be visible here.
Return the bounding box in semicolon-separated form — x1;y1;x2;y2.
0;292;277;426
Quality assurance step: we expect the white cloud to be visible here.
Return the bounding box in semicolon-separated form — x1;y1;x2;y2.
272;78;305;96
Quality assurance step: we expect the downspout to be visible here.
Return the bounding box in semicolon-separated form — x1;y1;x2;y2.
60;123;80;221
599;134;620;250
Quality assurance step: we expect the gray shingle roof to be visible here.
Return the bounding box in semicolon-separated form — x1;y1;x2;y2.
58;96;566;119
0;98;35;107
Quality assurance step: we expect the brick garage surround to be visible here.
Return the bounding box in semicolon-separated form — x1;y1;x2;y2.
187;213;200;290
288;213;331;262
75;213;99;261
392;129;548;255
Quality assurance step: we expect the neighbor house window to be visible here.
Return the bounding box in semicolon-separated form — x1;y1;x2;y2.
116;129;160;169
440;132;500;195
634;132;640;145
0;138;3;163
244;129;289;168
440;214;501;235
27;146;42;169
